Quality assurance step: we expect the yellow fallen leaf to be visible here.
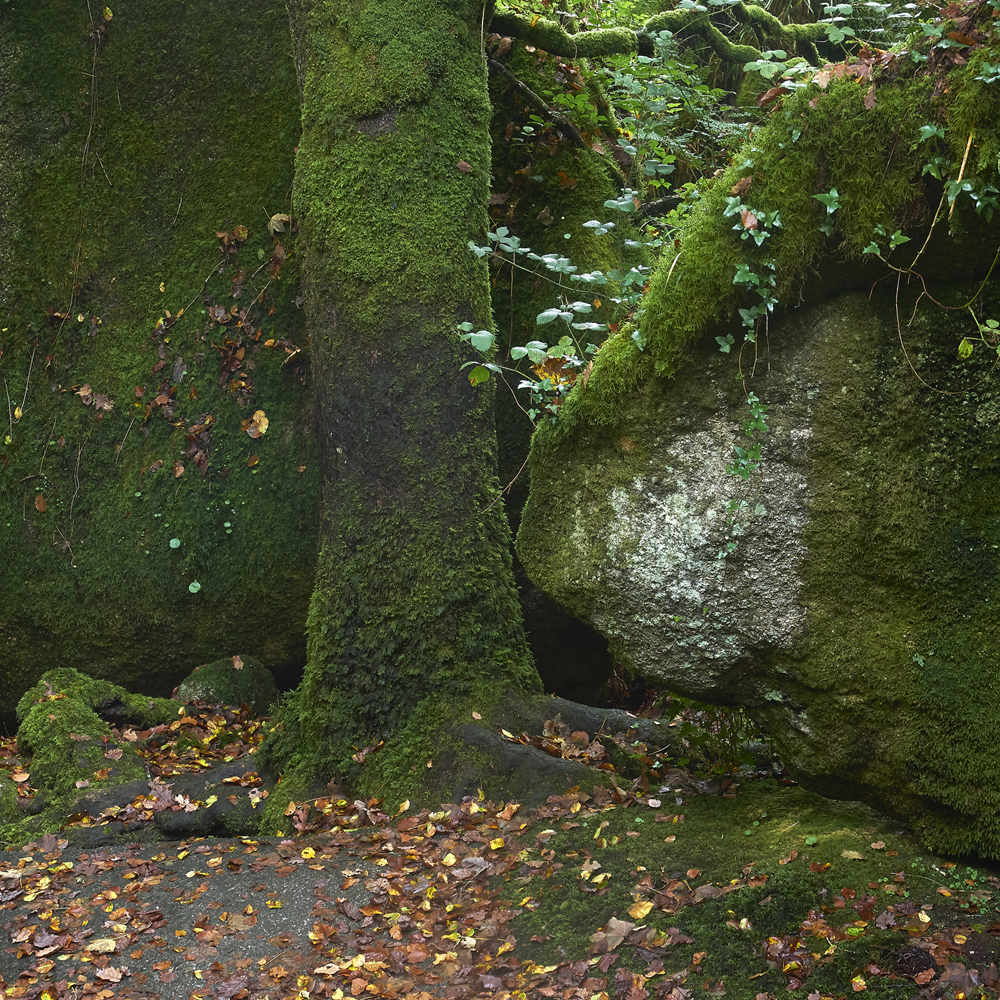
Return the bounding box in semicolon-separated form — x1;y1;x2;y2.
268;213;291;235
85;938;117;953
441;853;456;867
841;849;865;860
628;900;653;920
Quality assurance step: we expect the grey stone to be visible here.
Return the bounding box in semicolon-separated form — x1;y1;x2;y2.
519;289;1000;858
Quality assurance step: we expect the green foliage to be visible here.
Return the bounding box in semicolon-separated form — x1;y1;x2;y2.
599;29;739;184
658;693;773;773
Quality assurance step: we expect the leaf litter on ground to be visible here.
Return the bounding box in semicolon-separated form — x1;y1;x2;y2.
3;703;1000;999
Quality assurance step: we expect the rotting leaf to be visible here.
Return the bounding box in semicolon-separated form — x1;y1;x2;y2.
268;213;292;235
242;409;268;439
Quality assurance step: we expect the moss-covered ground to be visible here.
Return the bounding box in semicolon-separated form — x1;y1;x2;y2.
2;761;999;998
3;682;1000;997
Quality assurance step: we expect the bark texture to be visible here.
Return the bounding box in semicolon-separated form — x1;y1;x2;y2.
272;0;541;801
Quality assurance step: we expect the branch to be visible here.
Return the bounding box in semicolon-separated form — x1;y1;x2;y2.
641;194;683;218
490;4;826;67
488;57;591;153
489;12;654;58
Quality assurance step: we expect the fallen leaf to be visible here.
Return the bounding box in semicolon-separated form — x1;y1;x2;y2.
85;938;117;953
34;494;46;513
456;160;472;173
757;85;790;107
268;213;292;235
242;409;268;439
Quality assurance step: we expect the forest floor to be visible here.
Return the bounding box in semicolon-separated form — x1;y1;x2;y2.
2;702;1000;1000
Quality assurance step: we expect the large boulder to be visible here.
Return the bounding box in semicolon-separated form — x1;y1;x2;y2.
0;0;315;727
520;282;1000;857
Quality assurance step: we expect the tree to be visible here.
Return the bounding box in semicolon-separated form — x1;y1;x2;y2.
256;0;863;807
262;0;544;806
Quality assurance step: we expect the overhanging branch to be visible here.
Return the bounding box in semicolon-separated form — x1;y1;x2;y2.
490;4;826;67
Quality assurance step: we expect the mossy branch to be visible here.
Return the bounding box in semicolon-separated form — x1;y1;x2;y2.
642;9;763;63
489;12;655;58
491;5;825;66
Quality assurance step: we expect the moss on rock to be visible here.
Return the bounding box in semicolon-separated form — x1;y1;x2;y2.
16;667;178;730
517;50;1000;857
174;655;279;712
0;0;317;723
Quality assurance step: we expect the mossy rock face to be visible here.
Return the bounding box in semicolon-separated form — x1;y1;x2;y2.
174;655;278;711
15;667;179;731
0;777;18;824
519;284;1000;859
0;0;316;729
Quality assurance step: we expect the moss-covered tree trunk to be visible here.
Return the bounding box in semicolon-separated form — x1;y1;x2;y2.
272;0;544;801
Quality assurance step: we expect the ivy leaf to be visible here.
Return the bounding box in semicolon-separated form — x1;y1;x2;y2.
466;365;492;386
812;189;840;214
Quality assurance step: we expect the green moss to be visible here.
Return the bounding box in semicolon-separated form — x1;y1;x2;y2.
506;780;993;995
16;698;146;802
540;74;936;445
0;0;317;715
761;285;1000;859
16;667;178;730
0;777;18;825
175;655;278;712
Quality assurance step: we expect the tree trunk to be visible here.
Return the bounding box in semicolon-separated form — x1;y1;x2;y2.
271;0;543;803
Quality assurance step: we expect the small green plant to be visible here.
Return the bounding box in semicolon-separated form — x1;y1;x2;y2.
657;693;771;774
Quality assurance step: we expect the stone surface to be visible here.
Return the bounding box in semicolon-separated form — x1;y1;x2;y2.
519;287;1000;857
174;656;279;712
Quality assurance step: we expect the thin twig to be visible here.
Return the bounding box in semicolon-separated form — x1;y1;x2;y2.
948;130;975;222
3;378;11;441
115;417;134;463
19;346;35;417
55;525;76;568
96;153;112;187
69;430;92;520
38;416;58;475
172;196;183;227
482;451;532;515
82;0;100;188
